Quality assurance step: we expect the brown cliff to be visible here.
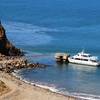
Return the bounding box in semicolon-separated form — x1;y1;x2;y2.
0;22;22;56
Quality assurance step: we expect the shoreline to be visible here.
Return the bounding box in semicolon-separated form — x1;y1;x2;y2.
9;70;100;100
12;71;77;98
0;71;77;100
13;71;100;100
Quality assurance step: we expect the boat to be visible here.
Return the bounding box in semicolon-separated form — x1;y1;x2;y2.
68;51;100;66
55;53;70;62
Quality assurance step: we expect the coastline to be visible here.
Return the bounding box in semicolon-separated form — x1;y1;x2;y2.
0;71;77;100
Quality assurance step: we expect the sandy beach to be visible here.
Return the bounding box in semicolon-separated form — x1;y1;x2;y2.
0;71;77;100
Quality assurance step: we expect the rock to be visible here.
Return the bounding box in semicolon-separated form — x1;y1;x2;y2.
0;80;9;94
0;21;22;56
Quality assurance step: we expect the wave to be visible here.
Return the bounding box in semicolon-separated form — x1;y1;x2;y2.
12;71;100;100
71;93;100;100
12;71;58;92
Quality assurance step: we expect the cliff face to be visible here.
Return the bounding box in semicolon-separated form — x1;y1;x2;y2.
0;23;22;56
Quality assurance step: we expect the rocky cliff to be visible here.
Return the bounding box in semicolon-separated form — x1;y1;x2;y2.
0;22;22;56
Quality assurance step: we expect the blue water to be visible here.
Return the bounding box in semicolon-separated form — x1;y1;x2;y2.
1;0;100;99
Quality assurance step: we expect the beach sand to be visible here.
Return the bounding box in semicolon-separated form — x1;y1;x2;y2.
0;71;77;100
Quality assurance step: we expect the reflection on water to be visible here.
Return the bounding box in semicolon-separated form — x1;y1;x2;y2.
55;62;69;71
68;63;98;72
56;62;98;72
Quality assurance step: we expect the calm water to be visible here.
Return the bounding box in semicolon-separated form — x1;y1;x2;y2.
1;0;100;99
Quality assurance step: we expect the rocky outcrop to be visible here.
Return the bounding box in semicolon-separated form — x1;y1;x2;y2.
0;22;22;56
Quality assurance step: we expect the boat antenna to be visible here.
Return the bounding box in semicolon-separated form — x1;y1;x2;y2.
82;49;84;54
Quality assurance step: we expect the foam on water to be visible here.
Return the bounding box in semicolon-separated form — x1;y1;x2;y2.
2;21;56;46
71;93;100;100
12;71;100;100
3;21;60;33
12;71;58;92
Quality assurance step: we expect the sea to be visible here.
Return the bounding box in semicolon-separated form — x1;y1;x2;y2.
1;0;100;99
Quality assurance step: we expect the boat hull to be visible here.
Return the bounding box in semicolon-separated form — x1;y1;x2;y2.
68;58;100;66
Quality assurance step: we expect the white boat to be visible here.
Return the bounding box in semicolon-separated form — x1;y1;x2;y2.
68;51;100;66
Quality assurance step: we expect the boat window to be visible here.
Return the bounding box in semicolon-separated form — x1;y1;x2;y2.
82;59;88;61
91;60;97;62
75;58;81;60
82;55;89;57
71;57;74;59
75;58;88;61
89;55;92;57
